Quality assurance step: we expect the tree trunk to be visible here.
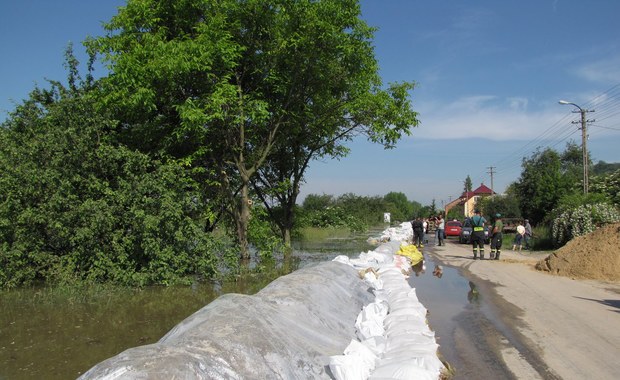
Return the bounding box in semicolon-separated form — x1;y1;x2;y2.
283;228;291;247
237;182;251;260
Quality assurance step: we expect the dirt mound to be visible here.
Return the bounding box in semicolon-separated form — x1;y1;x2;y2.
535;222;620;282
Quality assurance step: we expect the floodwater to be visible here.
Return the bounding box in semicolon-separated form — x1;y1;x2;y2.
0;228;516;380
410;253;516;379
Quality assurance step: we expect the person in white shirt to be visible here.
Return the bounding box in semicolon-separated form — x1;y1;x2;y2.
436;216;445;246
512;223;525;251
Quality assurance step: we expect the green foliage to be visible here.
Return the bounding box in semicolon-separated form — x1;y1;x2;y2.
383;192;413;222
592;160;620;175
297;193;387;231
464;175;473;193
302;194;335;212
551;203;620;247
247;205;284;265
446;204;464;221
0;87;221;288
3;0;421;286
478;195;521;220
87;0;418;258
514;147;577;225
589;169;620;206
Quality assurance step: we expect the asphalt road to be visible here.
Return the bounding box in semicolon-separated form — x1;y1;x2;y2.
425;237;620;380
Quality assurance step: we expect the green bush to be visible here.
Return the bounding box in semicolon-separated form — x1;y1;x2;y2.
0;92;221;288
551;203;620;247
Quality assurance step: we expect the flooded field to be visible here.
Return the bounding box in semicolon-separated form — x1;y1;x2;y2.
0;228;493;380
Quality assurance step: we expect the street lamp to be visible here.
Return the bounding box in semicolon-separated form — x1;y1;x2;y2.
558;100;590;194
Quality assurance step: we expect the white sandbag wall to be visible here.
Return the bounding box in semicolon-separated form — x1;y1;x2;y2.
330;222;445;379
79;262;375;379
80;222;443;379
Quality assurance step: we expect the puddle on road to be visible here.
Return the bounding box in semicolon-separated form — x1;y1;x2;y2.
408;253;520;379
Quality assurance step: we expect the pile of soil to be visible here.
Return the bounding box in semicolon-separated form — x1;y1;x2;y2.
535;222;620;282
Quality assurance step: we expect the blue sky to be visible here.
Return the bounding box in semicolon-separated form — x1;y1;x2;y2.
2;1;620;206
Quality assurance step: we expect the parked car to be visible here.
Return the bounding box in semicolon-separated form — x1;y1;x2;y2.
445;220;462;237
459;218;490;244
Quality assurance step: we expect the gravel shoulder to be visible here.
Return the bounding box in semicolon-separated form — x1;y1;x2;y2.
430;240;620;380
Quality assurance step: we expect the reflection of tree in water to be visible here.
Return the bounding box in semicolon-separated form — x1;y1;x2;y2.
468;281;480;303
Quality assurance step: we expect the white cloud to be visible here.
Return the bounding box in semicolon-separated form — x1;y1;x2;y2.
413;95;572;141
507;97;529;111
574;55;620;84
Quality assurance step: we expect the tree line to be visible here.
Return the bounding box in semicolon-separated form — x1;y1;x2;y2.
477;143;620;246
0;0;419;288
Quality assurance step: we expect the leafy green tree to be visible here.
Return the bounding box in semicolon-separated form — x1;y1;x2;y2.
592;160;620;175
561;141;587;192
247;0;418;246
514;148;575;225
428;199;438;216
446;204;464;221
590;169;620;206
302;194;335;212
409;200;424;219
87;0;417;258
478;194;521;220
464;175;473;193
383;192;414;222
0;83;220;288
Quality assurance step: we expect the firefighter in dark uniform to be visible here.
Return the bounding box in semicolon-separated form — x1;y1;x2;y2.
471;209;487;260
490;213;503;260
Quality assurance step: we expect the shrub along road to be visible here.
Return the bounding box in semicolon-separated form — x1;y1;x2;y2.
427;239;620;380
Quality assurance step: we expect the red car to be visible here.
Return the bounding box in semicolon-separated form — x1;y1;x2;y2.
445;220;463;237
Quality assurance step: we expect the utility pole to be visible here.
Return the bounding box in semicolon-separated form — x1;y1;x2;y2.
559;100;595;194
487;166;496;195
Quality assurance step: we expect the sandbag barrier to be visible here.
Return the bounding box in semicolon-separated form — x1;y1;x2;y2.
80;222;443;379
330;221;445;379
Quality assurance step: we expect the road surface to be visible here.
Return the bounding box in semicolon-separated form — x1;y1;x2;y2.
425;239;620;380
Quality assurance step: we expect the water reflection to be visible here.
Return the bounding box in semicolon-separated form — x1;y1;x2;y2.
0;228;379;380
0;272;295;380
412;260;426;276
432;264;444;278
467;281;480;303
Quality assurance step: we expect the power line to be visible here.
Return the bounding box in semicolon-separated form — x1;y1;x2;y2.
480;83;620;194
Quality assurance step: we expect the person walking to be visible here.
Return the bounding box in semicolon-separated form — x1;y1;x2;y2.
470;209;487;259
512;222;525;251
436;215;445;246
490;214;503;260
524;219;533;250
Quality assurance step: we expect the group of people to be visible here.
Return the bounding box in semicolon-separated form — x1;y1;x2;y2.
411;211;532;260
469;210;533;260
410;215;446;248
512;219;533;251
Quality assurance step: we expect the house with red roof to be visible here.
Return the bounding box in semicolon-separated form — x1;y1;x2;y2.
444;183;495;218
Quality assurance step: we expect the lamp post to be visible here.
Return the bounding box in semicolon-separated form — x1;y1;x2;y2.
558;100;590;194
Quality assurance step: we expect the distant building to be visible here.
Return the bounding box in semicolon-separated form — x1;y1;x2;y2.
444;183;495;218
461;183;495;217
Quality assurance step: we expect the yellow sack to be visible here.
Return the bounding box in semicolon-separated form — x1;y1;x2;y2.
396;244;423;266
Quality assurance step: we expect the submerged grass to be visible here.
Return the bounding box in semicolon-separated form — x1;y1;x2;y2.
296;226;353;241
